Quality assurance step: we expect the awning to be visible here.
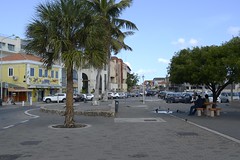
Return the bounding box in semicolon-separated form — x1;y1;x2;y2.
8;88;33;92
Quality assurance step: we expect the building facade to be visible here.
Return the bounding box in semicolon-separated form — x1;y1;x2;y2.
1;54;62;102
0;35;130;102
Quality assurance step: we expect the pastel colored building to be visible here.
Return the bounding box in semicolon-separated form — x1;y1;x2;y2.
1;54;62;102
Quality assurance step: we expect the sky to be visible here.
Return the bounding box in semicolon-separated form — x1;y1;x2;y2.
1;0;240;81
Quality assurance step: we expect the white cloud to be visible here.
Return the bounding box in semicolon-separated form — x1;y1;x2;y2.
158;58;170;64
172;38;185;45
227;26;240;36
189;38;198;46
136;69;157;76
172;37;199;48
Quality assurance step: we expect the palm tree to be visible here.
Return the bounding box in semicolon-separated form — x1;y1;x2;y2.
25;0;93;128
86;0;138;100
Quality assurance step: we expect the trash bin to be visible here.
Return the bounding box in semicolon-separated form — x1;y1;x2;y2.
115;100;119;113
0;98;2;106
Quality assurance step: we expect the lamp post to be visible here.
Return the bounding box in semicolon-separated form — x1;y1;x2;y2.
0;34;15;101
142;75;145;104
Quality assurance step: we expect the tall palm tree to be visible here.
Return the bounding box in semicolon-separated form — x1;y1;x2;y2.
86;0;138;100
25;0;93;127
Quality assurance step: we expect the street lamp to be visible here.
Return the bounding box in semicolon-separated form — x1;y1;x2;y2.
0;34;15;100
142;75;145;104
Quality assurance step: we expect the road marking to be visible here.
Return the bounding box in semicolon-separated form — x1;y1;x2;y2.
3;125;14;129
170;114;240;144
20;120;29;123
1;109;40;130
24;109;40;118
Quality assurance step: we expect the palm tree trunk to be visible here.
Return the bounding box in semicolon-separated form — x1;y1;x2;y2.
64;65;75;128
92;68;101;105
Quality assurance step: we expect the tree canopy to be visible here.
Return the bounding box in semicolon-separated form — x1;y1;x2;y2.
126;72;139;91
168;36;240;103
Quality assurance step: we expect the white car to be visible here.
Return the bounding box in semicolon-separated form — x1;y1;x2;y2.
83;94;94;101
43;93;66;103
220;92;239;102
108;92;119;99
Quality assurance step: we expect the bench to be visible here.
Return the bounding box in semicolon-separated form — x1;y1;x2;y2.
196;108;205;116
208;108;221;117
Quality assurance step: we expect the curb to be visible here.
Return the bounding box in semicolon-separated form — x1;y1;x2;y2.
40;106;115;117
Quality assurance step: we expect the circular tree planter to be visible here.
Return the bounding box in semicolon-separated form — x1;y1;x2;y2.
49;123;91;129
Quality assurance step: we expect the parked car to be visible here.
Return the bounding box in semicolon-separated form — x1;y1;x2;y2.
207;93;220;103
83;94;94;101
118;92;126;98
220;92;239;102
180;92;193;103
43;93;66;103
165;92;183;103
73;94;85;102
158;91;167;99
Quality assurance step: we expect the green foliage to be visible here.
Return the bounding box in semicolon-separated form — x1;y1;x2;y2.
168;36;240;102
126;72;139;91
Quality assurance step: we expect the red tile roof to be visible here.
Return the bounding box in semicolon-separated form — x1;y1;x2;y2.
2;53;42;62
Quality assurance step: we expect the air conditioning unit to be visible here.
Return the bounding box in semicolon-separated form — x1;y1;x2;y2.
13;76;18;81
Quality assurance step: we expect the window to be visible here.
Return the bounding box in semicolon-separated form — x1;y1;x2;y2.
8;68;13;76
39;69;43;77
0;42;5;49
30;68;34;76
51;70;54;78
44;70;48;77
8;44;15;51
55;71;59;78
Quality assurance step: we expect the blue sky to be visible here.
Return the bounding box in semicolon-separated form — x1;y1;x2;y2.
1;0;240;81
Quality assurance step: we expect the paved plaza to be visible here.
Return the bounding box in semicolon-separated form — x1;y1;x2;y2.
0;98;240;160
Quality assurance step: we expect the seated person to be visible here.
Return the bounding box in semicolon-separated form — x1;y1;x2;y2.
188;95;204;115
202;94;209;109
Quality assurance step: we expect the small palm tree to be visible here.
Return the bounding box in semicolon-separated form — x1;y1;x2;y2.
86;0;138;99
25;0;92;127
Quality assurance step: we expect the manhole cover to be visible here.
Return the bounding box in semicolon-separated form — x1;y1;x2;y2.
144;119;157;121
128;153;148;158
20;141;42;146
0;154;22;160
177;132;198;136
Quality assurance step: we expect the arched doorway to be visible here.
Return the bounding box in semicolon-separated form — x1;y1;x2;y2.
82;73;88;93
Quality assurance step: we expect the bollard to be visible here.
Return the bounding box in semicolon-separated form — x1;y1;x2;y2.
22;101;24;106
115;100;119;113
30;97;32;106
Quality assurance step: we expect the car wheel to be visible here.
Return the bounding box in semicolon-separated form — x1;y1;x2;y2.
46;99;51;103
62;99;66;103
73;98;76;103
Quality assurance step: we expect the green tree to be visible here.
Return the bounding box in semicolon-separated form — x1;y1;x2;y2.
168;37;240;103
25;0;97;127
86;0;138;100
126;72;139;91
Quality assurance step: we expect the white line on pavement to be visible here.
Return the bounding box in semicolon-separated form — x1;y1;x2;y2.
170;114;240;144
3;125;15;129
24;109;40;118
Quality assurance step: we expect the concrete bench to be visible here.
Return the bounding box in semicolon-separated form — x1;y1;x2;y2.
196;108;205;116
208;108;221;117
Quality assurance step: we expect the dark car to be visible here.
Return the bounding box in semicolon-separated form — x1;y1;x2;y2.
180;93;192;103
146;90;157;96
165;92;183;103
73;94;85;102
158;91;167;99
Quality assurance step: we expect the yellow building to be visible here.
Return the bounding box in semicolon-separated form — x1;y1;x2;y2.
1;54;62;102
